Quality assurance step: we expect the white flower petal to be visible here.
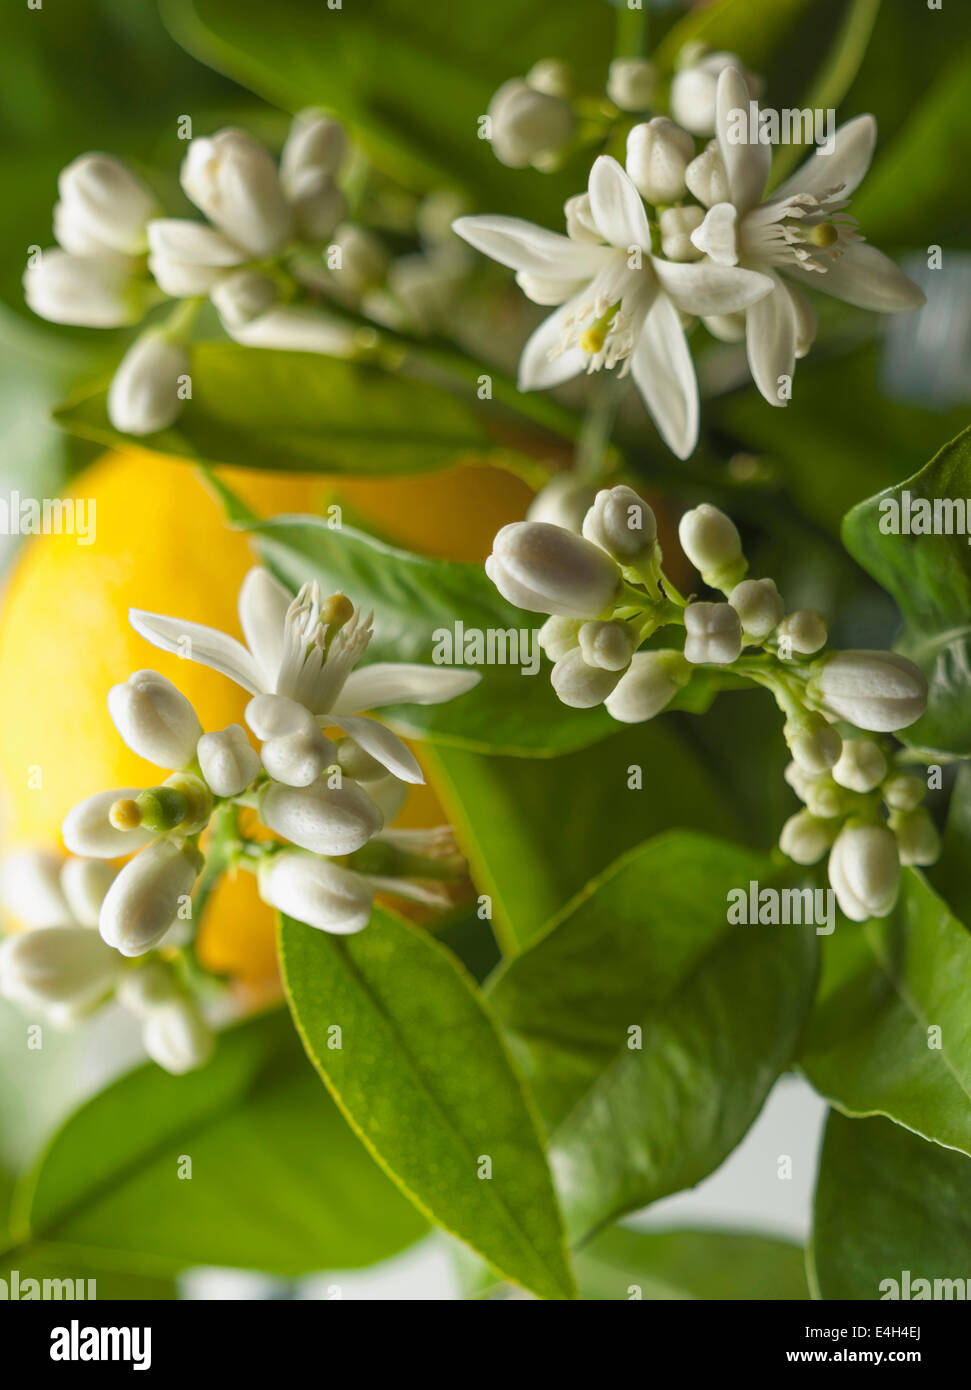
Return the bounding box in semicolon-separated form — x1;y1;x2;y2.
237;567;291;688
772;114;877;203
715;66;770;213
517;298;588;391
515;271;588;306
631;294;699;460
128;608;264;695
745;274;796;406
652;257;773;317
335;663;480;712
784;241;926;312
588;156;651;251
688;202;739;266
329;714;423;784
452;215;605;279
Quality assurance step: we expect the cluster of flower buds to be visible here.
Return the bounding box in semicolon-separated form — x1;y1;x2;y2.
23;115;475;436
487;487;933;921
0;568;475;1071
463;44;923;457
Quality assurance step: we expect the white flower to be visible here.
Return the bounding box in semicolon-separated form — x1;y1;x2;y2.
729;577;783;639
258;852;374;934
486;521;621;618
209;270;279;331
577;620;635;672
141;997;214;1074
99;838;203;957
453;156;773;458
60;858;117;928
259;778;383;856
107;336;190;436
882;773;925;811
683;601;743;665
678;503;747;591
197;725;261;798
779;809;836;865
690;68;925;405
607;57;657;113
603;649;691;723
550;648;621;708
107;669;203;772
23;248;146;328
129;567;479;786
63;788;156;859
147;219;247;298
56;154;158;256
281;110;348;241
220;304;368;357
538;616;582;661
487;78;574;168
785;712;842;774
626;118;695;205
246;694;336;788
659;206;705;262
330;224;389;296
0;925;122;1012
777;610;827;655
892;808;940;867
1;850;71;928
828;822;900;921
581;485;657;561
810;650;928;733
832;738;887;793
671;49;761;136
526;475;596;533
180;129;293;257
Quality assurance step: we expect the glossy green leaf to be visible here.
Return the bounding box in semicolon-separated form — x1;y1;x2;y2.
4;1010;426;1277
0;1246;175;1301
810;1110;971;1300
279;907;576;1301
424;720;741;954
575;1224;809;1301
53;344;522;477
842;424;971;754
488;832;819;1240
932;763;971;928
800;870;971;1157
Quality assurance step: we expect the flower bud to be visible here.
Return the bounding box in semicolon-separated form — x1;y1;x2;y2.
117;960;179;1016
335;737;387;783
779;809;836;865
678;504;746;591
0;925;121;1010
811;651;928;733
180;129;292;256
526;475;596;533
197;725;260;798
487;79;574;169
258;852;373;935
626;118;695;205
57;153;157;255
260;726;337;788
582;485;657;561
63;788;156;859
281;110;346;193
729;578;784;639
486;522;622;619
99;839;203;957
578;620;635;672
785;712;842;774
891;807;941;867
777;610;827;656
330;223;389;295
685;140;730;207
142;997;214;1074
60;858;117;928
108;670;202;768
607;57;657;112
659;205;705;262
604;650;691;724
224;305;365;356
207;271;277;333
671;51;757;136
564;193;600;244
260;778;382;855
832;738;887;794
683;602;743;665
146;219;245;297
107;335;190;437
828;822;901;922
784;759;813;801
538;616;581;662
23;249;144;328
550;648;621;709
882;773;926;811
801;778;845;820
1;850;70;928
246;693;314;740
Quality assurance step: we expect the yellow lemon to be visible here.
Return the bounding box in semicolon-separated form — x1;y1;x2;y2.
0;450;531;982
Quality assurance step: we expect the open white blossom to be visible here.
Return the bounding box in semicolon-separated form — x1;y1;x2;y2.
453;155;773;458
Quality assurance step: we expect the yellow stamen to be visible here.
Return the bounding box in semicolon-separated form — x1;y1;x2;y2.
109;797;142;831
809;222;839;248
320;592;355;633
579;299;622;356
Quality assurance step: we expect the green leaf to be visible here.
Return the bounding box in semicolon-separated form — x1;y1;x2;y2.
809;1110;971;1300
249;512;619;755
279;907;576;1300
842;424;971;755
424;720;741;954
5;1010;426;1276
53;344;523;478
163;0;612;222
932;763;971;928
575;1224;809;1301
800;870;971;1157
0;1245;176;1301
488;832;819;1240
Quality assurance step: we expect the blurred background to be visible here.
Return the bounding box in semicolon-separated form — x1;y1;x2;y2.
0;0;969;1297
